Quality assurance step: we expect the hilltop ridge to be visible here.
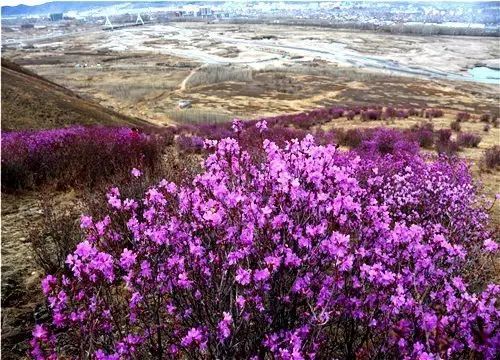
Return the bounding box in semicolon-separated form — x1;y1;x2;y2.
1;58;150;131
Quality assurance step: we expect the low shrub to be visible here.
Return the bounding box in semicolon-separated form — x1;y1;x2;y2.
481;146;500;170
335;128;364;148
411;122;434;132
407;108;420;117
484;124;491;132
412;128;434;149
436;139;460;156
33;129;499;359
176;135;205;154
345;110;356;120
395;109;409;119
309;129;336;146
457;132;482;148
361;109;382;121
450;120;462;132
29;197;82;274
436;129;460;155
384;106;397;118
437;129;452;143
424;108;444;118
357;128;419;156
329;107;344;119
480;114;491;123
456;112;471;122
1;126;167;191
408;123;434;148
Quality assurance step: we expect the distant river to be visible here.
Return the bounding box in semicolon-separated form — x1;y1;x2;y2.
468;66;500;85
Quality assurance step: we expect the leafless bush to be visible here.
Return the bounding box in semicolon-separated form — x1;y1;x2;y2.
335;128;364;148
424;109;444;119
456;112;471;122
481;146;500;170
29;197;82;274
457;132;482;148
480;114;491;123
450;120;461;132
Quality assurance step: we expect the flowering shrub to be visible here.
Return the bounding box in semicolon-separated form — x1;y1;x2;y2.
33;126;499;359
1;126;166;191
457;132;482;148
356;128;419;156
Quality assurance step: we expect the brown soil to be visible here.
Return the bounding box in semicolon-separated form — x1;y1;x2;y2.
1;191;82;359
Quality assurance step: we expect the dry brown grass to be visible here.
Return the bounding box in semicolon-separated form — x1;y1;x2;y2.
1;58;149;130
182;64;253;90
165;108;232;124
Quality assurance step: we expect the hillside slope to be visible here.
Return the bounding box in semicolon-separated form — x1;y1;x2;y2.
1;58;149;131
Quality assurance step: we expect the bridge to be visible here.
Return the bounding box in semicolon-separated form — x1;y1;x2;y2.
103;14;149;31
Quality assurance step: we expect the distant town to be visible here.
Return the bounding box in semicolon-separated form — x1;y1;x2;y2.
2;1;499;39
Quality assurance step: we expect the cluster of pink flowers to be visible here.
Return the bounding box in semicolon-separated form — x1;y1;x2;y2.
33;123;498;359
173;106;451;156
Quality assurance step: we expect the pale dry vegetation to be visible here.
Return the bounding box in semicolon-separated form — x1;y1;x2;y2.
182;64;253;89
165;108;232;124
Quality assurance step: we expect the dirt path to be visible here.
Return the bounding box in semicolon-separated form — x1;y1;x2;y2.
1;193;44;358
1;191;79;359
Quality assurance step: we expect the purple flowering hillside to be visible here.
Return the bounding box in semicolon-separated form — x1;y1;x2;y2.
32;123;499;359
1;126;166;191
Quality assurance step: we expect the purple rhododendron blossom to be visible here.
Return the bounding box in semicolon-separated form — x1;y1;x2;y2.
131;168;142;177
32;132;499;359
